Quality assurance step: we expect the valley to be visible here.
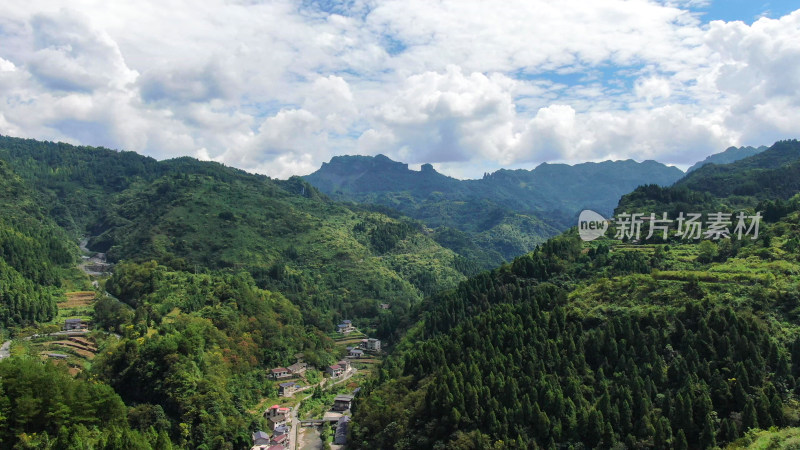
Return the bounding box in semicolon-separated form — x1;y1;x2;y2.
1;136;800;448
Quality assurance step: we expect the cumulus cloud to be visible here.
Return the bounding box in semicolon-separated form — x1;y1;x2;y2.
0;1;798;178
27;10;137;92
705;11;800;144
360;66;517;163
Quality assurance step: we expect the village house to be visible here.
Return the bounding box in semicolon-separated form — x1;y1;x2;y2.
380;303;390;310
269;405;290;416
327;364;343;378
278;382;300;397
252;431;270;446
332;394;354;412
64;318;89;331
287;361;307;376
270;433;289;447
273;425;289;436
264;405;292;432
269;367;290;380
337;319;355;334
334;416;351;445
267;414;287;431
337;359;351;372
365;338;381;351
348;348;365;358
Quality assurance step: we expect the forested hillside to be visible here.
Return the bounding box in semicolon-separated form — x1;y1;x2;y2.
0;135;470;338
618;140;800;217
305;154;682;267
350;143;800;449
0;159;75;328
352;218;800;448
686;145;767;173
92;262;330;448
3;134;800;449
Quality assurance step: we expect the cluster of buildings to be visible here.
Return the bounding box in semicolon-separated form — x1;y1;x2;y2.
265;404;292;431
250;405;292;450
250;428;288;450
269;362;308;397
250;321;384;448
269;361;307;380
345;337;381;359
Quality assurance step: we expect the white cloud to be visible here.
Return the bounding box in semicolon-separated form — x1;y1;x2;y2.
635;77;673;104
0;57;16;72
27;10;137;92
0;1;798;178
360;66;517;163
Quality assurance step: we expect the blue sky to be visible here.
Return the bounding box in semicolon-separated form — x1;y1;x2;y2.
699;0;798;23
1;0;799;178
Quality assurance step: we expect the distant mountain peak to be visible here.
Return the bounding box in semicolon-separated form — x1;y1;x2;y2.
687;145;768;173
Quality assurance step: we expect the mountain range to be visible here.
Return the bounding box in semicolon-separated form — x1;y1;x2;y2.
305;155;684;267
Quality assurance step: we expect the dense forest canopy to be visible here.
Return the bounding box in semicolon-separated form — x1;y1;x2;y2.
351;215;800;448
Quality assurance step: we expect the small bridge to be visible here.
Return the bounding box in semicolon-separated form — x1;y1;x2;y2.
299;418;341;427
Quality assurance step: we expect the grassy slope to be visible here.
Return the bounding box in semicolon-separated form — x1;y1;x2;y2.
727;427;800;449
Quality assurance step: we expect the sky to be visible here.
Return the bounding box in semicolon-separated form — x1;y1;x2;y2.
1;1;799;179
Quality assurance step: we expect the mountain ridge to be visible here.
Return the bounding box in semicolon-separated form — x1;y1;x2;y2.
686;145;768;173
305;153;684;267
